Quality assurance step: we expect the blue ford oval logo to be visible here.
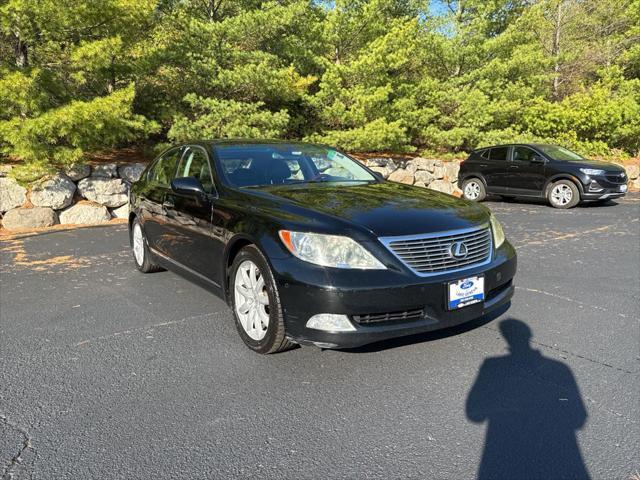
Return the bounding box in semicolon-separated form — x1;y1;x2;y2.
460;280;474;289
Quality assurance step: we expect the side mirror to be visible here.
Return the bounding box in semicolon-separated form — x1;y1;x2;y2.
372;171;384;181
171;176;206;196
530;155;545;164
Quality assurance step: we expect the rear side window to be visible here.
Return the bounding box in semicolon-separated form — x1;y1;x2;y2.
148;148;181;185
489;147;509;161
178;147;216;194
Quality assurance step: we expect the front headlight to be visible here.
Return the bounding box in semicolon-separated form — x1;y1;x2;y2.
279;230;386;269
579;168;605;176
489;214;505;249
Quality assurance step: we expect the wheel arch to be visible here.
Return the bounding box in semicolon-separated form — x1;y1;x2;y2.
461;173;488;187
543;174;585;198
223;234;264;301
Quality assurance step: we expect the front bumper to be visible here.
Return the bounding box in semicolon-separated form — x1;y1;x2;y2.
580;175;627;200
270;241;517;349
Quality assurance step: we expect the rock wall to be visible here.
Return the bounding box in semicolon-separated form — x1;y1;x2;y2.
362;157;462;195
1;163;146;230
1;156;639;231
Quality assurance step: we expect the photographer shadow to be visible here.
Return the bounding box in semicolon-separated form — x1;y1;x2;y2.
466;319;590;479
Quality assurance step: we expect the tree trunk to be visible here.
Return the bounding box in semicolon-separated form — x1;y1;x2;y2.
14;35;28;68
551;1;562;100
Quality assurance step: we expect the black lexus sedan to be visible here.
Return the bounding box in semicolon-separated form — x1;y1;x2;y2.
458;143;628;208
129;141;516;353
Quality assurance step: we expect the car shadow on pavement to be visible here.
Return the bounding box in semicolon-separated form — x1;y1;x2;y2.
341;302;510;354
466;319;590;480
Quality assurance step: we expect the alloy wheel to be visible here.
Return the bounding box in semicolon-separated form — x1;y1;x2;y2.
464;181;481;200
551;184;573;206
133;223;144;266
234;260;270;341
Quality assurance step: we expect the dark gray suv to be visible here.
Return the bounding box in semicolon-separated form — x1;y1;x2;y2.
458;144;628;208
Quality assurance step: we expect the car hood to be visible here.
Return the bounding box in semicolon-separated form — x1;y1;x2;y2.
245;182;490;237
562;159;626;172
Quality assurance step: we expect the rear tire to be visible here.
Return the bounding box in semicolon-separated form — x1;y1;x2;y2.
462;178;486;202
131;218;163;273
548;180;580;209
229;245;295;354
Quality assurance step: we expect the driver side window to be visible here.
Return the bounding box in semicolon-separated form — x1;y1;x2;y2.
178;147;216;194
513;146;536;163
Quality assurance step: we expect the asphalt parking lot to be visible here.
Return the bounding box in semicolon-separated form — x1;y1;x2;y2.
1;194;639;479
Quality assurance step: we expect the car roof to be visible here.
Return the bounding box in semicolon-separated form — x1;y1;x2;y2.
471;143;556;152
184;139;329;149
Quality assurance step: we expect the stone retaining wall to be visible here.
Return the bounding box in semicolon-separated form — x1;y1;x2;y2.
1;157;639;231
360;157;463;195
0;163;145;230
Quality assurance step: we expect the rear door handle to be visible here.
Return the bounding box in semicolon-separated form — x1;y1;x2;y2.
509;165;519;169
162;200;175;209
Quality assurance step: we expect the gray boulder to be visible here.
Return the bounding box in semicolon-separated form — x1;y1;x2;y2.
110;203;129;219
30;173;76;209
77;177;128;207
625;164;639;180
2;207;58;230
443;162;460;182
65;163;91;181
59;202;111;225
414;170;436;186
388;168;415;185
118;163;146;183
428;179;455;195
407;158;443;172
364;158;398;178
0;177;27;213
91;163;118;178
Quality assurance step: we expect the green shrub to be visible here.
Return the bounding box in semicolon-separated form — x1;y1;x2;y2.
168;95;290;142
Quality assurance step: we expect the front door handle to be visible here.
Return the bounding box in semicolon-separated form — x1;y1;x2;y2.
509;165;519;169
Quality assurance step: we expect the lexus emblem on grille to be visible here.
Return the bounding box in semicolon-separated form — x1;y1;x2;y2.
449;241;468;259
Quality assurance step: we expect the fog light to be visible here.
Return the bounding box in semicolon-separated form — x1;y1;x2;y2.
306;314;356;332
589;180;604;192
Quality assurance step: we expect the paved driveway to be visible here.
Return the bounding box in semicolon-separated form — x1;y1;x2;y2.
1;194;638;479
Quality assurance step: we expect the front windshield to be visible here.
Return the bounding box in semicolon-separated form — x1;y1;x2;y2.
536;145;584;161
214;143;376;188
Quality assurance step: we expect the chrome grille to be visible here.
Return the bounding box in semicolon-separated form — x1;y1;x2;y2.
605;173;626;184
380;226;492;276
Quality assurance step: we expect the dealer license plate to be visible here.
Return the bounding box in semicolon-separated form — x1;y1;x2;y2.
448;276;485;310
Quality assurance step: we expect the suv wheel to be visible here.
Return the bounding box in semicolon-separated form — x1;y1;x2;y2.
462;178;486;202
229;245;295;354
548;180;580;209
131;219;163;273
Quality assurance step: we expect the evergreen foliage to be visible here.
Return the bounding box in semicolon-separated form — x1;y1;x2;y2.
1;0;638;179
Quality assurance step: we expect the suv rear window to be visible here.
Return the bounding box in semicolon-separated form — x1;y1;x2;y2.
489;147;509;161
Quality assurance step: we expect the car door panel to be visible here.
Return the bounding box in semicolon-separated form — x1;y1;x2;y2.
483;147;510;193
508;146;547;195
141;148;182;254
163;146;224;285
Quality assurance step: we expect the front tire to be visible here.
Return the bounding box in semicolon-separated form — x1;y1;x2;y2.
548;180;580;209
229;245;295;354
462;178;486;202
131;218;163;273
